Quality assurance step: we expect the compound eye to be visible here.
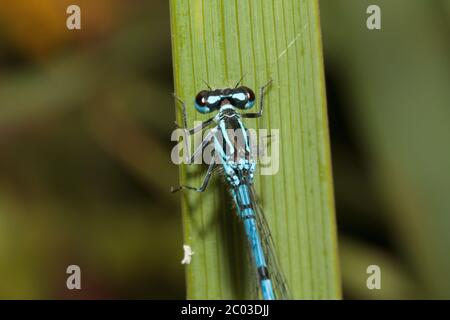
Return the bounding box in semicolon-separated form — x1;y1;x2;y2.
195;90;209;107
242;86;255;103
195;90;212;113
234;86;255;109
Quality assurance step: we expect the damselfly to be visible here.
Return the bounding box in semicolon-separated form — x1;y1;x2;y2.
172;80;290;300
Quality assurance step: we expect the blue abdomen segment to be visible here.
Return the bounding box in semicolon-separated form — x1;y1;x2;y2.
233;184;275;300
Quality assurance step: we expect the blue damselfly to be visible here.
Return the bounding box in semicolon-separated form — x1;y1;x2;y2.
172;80;290;300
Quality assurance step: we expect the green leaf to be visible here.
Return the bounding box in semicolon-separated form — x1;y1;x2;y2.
170;0;340;299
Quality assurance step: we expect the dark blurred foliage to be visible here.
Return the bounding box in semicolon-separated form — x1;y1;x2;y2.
321;0;450;299
0;0;183;298
0;0;448;299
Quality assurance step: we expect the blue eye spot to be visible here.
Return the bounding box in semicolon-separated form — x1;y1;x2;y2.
195;100;211;114
207;95;221;105
232;92;247;101
245;100;255;109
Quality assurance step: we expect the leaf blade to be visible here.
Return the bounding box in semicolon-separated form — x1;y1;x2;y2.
170;0;340;299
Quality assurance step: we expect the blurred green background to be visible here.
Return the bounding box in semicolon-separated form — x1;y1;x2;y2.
0;0;448;299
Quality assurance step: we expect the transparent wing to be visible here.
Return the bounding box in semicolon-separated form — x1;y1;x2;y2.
248;184;292;300
245;232;263;300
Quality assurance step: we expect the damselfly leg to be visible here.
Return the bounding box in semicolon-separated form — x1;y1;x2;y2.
171;154;216;193
241;79;272;119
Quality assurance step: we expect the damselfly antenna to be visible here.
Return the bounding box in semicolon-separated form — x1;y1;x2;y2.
234;73;248;88
202;79;213;90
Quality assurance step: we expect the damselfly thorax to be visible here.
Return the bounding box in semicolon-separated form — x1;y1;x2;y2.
213;102;254;173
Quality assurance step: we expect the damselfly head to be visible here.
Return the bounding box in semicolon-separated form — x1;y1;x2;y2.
194;86;255;114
